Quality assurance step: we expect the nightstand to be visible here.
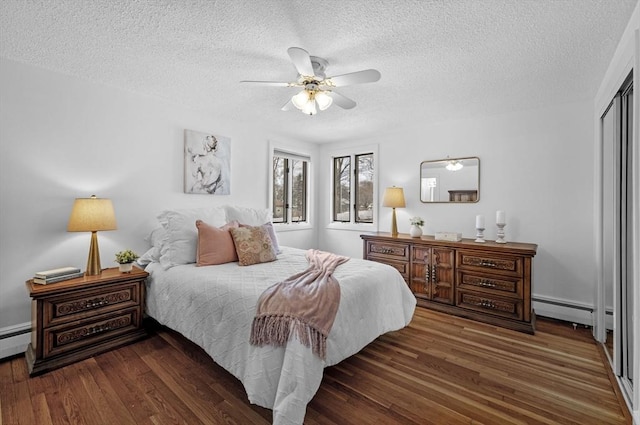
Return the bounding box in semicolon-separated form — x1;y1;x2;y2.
25;267;148;376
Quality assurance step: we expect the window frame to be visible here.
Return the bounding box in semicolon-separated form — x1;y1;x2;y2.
327;144;378;231
269;143;313;231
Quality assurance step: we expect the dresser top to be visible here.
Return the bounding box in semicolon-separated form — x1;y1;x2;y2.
361;232;537;256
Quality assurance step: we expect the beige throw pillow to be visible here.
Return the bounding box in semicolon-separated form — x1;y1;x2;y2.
229;225;277;266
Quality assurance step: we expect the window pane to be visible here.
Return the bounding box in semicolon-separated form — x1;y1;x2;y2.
355;153;374;223
333;156;351;222
291;160;307;222
272;157;286;223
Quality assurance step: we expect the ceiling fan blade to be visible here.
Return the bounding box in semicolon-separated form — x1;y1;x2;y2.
240;80;295;87
287;47;315;77
281;99;295;111
331;91;357;109
326;69;381;87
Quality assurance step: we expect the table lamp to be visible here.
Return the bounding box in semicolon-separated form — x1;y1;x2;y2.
67;195;117;276
382;186;405;236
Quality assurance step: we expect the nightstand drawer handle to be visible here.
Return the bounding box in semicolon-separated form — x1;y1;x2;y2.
480;260;497;267
84;299;109;309
86;324;110;335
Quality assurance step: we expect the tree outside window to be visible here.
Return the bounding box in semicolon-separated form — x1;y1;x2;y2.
273;154;308;224
332;152;374;224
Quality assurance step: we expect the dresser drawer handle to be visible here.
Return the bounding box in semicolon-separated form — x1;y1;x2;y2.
378;247;394;254
479;300;496;309
480;260;497;267
478;280;496;288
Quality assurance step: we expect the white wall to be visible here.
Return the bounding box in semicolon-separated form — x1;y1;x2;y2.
0;58;318;336
318;100;596;320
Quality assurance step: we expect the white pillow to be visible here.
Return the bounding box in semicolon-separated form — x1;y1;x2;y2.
225;206;282;254
157;207;227;269
224;205;272;226
137;246;159;266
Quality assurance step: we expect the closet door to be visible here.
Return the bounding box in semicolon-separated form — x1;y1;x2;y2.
620;80;633;389
601;99;617;364
601;72;634;398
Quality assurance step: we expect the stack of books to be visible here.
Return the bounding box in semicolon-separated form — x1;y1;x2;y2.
33;266;83;285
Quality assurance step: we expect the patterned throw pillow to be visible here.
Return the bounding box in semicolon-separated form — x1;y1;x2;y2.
229;225;277;266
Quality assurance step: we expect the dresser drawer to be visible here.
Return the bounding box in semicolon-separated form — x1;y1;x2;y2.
42;308;142;359
366;241;410;261
368;258;409;280
43;281;141;327
456;289;523;321
457;271;523;298
457;250;523;277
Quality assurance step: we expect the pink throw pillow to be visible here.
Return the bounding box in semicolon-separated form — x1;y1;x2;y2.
195;220;239;266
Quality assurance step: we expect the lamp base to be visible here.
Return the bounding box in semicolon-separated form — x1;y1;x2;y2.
86;231;102;276
391;208;398;236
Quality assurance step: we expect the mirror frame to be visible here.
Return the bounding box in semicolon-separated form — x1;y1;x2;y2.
420;156;480;203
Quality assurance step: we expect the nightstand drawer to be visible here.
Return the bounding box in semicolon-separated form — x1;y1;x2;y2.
457;271;523;298
43;281;141;327
43;308;142;359
457;251;523;277
457;289;523;321
366;241;409;260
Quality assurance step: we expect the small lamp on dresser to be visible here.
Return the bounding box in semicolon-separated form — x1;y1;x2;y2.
67;195;117;276
382;186;406;236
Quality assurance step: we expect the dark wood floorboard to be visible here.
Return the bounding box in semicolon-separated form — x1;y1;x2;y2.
0;308;630;424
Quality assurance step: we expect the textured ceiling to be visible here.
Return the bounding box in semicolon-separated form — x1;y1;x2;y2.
0;0;637;143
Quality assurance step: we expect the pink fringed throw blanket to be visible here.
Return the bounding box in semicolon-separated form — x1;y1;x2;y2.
250;249;349;360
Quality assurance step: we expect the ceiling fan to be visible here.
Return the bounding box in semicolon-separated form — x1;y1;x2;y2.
241;47;381;115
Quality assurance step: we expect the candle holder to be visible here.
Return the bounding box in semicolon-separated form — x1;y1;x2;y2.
496;223;507;243
475;227;485;243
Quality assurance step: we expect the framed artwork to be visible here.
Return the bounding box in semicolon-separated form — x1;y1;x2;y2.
184;129;231;195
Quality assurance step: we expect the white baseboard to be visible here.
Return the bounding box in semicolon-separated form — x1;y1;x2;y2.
532;295;594;327
0;322;31;360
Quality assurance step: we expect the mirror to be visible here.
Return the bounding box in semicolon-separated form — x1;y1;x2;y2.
420;157;480;203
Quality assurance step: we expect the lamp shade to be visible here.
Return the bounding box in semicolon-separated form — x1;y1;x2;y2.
382;187;406;208
292;90;311;110
67;195;117;232
315;91;333;111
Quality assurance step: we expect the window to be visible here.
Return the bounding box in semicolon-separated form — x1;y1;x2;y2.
272;150;310;224
331;149;375;225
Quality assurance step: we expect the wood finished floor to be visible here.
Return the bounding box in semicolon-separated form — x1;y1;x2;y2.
0;308;630;425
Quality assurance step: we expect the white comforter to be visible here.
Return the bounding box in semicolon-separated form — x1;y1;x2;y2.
145;247;416;425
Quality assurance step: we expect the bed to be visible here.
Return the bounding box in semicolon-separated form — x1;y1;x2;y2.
141;206;417;425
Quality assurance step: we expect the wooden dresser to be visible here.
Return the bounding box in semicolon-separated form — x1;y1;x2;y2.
25;267;148;376
361;233;537;333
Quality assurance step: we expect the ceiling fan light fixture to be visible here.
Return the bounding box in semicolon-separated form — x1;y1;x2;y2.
292;90;311;109
446;160;463;171
301;97;317;115
315;91;333;111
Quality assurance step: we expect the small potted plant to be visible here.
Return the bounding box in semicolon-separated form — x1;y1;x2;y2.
115;249;139;273
409;217;424;237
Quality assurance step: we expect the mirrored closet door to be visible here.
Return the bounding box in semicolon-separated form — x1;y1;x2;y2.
601;72;634;399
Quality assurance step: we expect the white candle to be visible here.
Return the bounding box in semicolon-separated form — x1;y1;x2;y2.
496;210;506;225
475;215;485;229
